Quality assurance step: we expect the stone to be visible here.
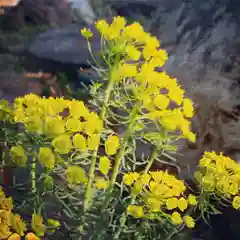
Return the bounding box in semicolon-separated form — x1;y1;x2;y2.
0;0;73;29
28;24;101;65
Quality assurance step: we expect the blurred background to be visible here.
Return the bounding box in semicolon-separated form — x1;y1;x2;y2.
0;1;239;238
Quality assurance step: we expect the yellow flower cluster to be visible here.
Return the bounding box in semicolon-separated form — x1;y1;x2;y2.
10;94;103;172
0;187;41;239
195;151;240;209
81;17;196;142
123;171;197;228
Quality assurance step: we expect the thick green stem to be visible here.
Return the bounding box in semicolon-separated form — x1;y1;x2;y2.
83;75;115;212
109;104;141;192
113;147;159;239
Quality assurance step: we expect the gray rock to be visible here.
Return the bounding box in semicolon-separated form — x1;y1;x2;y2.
28;24;101;65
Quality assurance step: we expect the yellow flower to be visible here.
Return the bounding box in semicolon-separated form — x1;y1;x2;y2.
10;146;27;167
66;165;87;185
229;182;238;195
142;44;156;61
111;16;126;30
81;28;93;39
25;116;43;134
11;214;26;236
166;198;178;210
69;100;89;119
140;173;151;185
95;177;108;190
153;94;170;110
171;211;183;225
95;19;110;36
184;215;195;228
182;98;194;118
149;171;164;182
146;197;162;212
72;134;86;151
131;180;143;198
65;117;82;132
123;172;139;186
8;233;21;240
127;205;144;219
31;213;46;237
44;116;65;137
99;156;111;175
178;197;188;212
25;232;40;240
87;134;100;150
167;83;184;105
105;135;120;155
232;196;240;209
122;22;146;43
188;194;197;206
38;147;55;169
125;44;141;61
52;134;72;154
116;63;138;79
84;112;103;135
160;115;178;131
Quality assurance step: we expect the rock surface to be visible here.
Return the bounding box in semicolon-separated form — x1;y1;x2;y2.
28;24;101;64
0;0;73;29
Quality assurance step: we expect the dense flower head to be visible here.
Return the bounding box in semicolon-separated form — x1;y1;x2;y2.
11;94;103;154
124;171;197;227
66;165;88;185
86;17;196;143
195;151;240;207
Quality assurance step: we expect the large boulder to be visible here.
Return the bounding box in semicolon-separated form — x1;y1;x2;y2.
28;24;101;65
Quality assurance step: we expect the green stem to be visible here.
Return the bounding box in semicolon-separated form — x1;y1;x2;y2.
31;155;37;194
113;147;159;239
82;70;115;212
143;147;159;174
109;103;141;193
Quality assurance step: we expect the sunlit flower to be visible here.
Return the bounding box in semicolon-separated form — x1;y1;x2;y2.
95;177;108;190
105;135;120;155
66;166;87;185
10;146;27;167
127;205;144;219
38;147;55;169
81;28;93;39
52;134;72;154
171;211;183;225
184;215;195;228
72;134;87;151
99;156;111;175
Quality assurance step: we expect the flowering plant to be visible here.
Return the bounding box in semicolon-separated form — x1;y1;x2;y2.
0;16;240;239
